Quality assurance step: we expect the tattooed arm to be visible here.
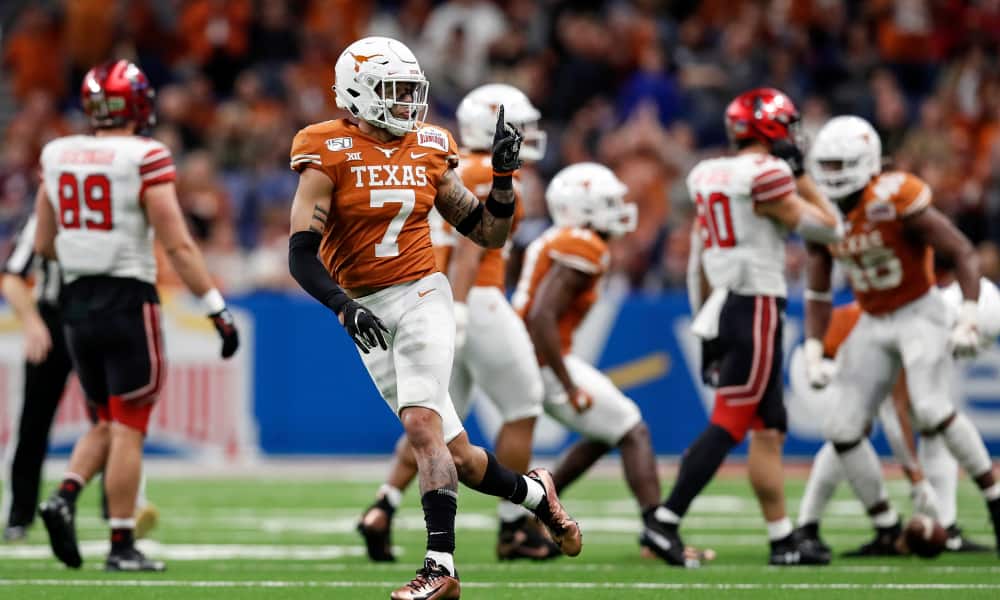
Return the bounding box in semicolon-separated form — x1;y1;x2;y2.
434;168;513;249
287;168;388;352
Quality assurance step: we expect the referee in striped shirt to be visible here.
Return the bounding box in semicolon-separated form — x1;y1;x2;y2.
1;214;71;541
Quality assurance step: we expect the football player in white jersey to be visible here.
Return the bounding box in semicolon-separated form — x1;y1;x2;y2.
32;60;240;572
642;88;843;567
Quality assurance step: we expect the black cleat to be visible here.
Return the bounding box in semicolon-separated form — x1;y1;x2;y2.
640;511;695;567
497;516;561;560
105;546;166;572
945;524;993;553
357;502;395;562
843;522;903;557
38;495;82;568
794;523;832;563
988;498;1000;558
770;529;831;565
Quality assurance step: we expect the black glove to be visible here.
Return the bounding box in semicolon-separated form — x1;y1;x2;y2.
771;138;805;176
491;105;523;173
209;308;240;359
340;299;389;354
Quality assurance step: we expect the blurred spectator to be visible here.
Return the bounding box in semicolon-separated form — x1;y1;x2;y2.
3;0;1000;294
3;7;66;102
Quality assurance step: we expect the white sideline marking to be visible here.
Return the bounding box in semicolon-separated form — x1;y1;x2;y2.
0;541;367;560
2;579;1000;591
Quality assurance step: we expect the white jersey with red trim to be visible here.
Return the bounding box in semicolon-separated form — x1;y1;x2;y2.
39;134;175;285
687;152;795;298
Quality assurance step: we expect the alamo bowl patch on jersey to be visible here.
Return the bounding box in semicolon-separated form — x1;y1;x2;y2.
416;126;449;152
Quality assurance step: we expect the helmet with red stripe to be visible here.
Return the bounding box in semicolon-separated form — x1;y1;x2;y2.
81;60;156;132
725;88;800;147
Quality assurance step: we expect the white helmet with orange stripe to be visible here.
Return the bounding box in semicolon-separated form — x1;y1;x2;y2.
457;83;546;161
333;37;429;137
546;162;636;238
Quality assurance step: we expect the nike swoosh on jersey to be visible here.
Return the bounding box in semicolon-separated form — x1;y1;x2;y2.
417;288;435;298
411;152;428;159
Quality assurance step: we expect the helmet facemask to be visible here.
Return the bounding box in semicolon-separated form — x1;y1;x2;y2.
339;73;429;137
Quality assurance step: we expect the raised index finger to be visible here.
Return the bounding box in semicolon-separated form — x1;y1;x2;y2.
495;104;506;138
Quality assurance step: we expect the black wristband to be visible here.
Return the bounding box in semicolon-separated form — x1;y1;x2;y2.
492;174;513;190
288;231;350;315
485;194;515;218
456;204;483;236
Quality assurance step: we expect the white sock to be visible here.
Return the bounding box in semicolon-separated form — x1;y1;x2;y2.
940;413;993;481
919;435;958;527
836;438;890;514
378;484;403;509
497;500;528;523
766;517;793;542
520;476;545;510
425;550;454;576
798;442;844;526
984;483;1000;502
872;508;899;529
654;506;680;525
109;517;136;529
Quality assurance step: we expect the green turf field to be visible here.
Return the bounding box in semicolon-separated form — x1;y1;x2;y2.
1;467;998;599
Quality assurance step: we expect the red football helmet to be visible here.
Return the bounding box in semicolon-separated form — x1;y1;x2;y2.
724;87;800;147
80;59;156;132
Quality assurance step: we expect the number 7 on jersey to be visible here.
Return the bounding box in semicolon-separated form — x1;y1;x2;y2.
370;189;416;257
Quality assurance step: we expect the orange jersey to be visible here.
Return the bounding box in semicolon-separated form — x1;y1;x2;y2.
512;226;610;361
430;151;523;290
828;172;934;315
822;302;862;358
289;119;459;289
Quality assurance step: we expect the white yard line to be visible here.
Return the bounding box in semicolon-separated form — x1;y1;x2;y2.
2;579;1000;591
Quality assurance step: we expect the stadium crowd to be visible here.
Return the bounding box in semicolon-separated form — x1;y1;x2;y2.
4;0;1000;293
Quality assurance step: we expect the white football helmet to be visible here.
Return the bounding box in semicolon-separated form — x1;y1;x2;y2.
546;162;636;237
333;37;429;137
456;83;546;161
807;115;882;201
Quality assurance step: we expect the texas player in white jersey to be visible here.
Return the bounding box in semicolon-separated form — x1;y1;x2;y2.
32;60;240;573
356;84;555;563
803;115;1000;558
643;88;843;567
287;37;580;599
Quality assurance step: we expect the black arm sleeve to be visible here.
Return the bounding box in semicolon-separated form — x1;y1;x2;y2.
288;231;350;315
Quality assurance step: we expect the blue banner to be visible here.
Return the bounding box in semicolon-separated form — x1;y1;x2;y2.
233;291;1000;457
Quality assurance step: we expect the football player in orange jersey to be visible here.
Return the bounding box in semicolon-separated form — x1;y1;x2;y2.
804;115;1000;557
513;162;674;561
287;37;580;599
357;83;559;563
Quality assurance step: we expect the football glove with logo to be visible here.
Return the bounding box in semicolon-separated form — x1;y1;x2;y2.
209;308;240;359
492;105;523;174
803;338;834;389
340;300;390;354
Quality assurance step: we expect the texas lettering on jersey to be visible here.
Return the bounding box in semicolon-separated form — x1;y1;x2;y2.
828;171;933;315
289;119;460;289
430;151;524;290
512;226;609;361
